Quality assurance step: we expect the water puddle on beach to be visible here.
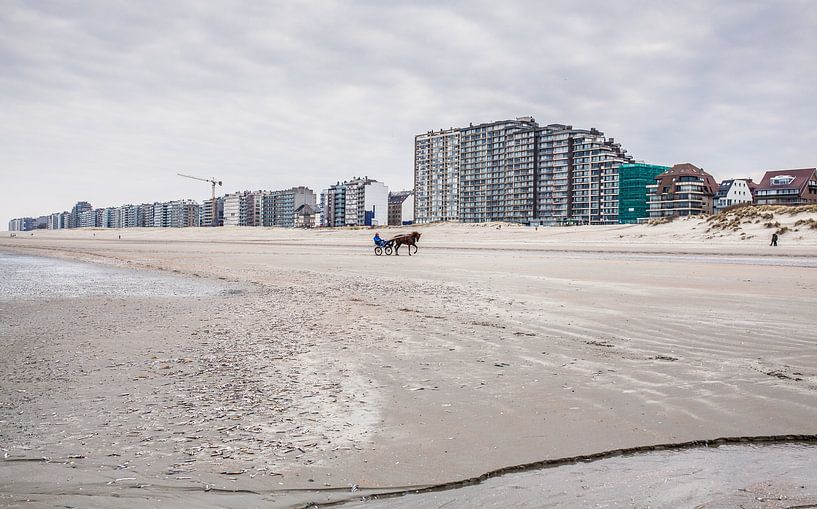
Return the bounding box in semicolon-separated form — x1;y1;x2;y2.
341;443;817;508
0;252;224;299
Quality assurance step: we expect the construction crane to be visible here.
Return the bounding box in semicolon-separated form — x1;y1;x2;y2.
178;173;222;227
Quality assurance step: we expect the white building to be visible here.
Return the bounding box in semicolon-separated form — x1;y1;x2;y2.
714;179;754;213
222;192;245;226
361;181;388;226
322;177;389;227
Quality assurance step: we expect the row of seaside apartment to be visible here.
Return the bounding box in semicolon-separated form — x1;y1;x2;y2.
9;116;817;232
8;183;416;232
414;117;817;226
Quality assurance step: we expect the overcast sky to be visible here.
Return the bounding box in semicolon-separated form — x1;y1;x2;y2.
2;0;816;225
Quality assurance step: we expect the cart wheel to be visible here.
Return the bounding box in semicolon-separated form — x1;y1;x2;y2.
384;246;393;256
374;246;383;256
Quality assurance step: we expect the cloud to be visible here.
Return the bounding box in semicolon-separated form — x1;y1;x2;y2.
1;0;816;224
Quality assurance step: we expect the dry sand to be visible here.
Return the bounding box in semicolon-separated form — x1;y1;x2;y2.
1;215;817;507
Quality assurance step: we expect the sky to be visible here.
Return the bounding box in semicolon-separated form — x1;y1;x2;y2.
2;0;816;226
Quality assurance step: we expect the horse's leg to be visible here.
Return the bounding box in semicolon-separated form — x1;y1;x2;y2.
394;242;400;255
408;240;412;256
413;243;418;255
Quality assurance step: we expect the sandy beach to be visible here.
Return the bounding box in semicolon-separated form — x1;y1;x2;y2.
2;215;817;507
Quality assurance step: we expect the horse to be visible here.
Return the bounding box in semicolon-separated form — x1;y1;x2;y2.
391;231;421;256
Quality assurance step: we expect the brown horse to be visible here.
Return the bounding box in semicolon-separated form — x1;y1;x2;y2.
391;231;421;256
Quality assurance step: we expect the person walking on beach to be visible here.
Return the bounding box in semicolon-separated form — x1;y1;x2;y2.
770;233;778;247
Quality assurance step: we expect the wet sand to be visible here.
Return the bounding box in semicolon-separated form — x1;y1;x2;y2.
342;442;817;508
1;222;817;507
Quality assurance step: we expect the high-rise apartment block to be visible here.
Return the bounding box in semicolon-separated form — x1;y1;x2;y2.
459;118;539;223
220;188;316;227
414;128;460;223
201;197;224;227
71;201;92;228
261;187;316;227
414;118;634;225
321;177;388;227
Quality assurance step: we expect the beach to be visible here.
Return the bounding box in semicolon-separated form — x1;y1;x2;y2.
1;219;817;507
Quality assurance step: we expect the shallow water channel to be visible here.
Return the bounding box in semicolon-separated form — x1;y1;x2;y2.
341;442;817;508
0;251;224;299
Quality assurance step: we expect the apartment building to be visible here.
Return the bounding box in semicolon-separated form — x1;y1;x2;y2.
754;168;817;206
47;212;65;230
321;185;344;227
459;118;538;223
222;192;246;226
201;197;223;227
647;163;718;218
71;201;92;228
262;187;316;227
388;191;415;226
414;128;460;223
120;205;138;228
540;123;634;225
101;207;121;229
152;202;171;227
138;203;155;227
414;118;634;225
168;200;200;227
321;177;388;227
8;218;36;231
78;209;96;228
618;163;670;223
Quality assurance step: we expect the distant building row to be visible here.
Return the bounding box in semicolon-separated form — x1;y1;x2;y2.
414;116;817;225
9;183;416;231
318;177;414;228
9;200;201;232
619;164;817;223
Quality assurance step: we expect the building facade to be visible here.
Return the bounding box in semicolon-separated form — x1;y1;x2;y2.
8;217;36;231
388;191;415;225
414;128;460;223
71;201;92;228
321;178;388;227
201;197;223;227
222;192;246;226
618;163;670;223
647;163;718;218
754;168;817;206
294;204;317;228
168;200;200;227
459;118;538;224
414;118;634;225
262;187;316;227
714;179;755;213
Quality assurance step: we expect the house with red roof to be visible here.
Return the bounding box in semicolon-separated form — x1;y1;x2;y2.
647;163;719;218
754;168;817;206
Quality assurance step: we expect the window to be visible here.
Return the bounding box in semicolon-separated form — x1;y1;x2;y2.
771;175;795;186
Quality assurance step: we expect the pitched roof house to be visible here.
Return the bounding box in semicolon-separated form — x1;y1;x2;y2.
647;163;718;218
754;168;817;206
